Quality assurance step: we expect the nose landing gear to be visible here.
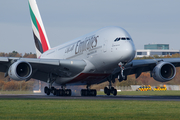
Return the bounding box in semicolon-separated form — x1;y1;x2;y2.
104;81;117;96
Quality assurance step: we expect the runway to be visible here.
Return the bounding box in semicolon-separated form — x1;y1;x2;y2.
0;94;180;101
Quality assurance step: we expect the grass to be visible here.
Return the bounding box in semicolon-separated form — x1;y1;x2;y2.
0;91;180;119
97;90;180;96
0;99;180;120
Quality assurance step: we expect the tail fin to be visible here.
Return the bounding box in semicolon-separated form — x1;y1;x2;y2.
28;0;51;58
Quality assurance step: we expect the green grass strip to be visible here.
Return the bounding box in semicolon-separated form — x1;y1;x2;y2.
0;99;180;120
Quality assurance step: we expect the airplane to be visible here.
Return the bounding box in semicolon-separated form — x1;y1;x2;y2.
0;0;179;96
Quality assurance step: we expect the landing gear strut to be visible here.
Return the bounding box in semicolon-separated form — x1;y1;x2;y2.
118;62;127;82
104;81;117;96
81;85;97;96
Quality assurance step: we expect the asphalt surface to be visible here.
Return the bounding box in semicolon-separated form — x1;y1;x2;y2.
0;94;180;101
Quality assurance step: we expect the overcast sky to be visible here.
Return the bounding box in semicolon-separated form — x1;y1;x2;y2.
0;0;180;54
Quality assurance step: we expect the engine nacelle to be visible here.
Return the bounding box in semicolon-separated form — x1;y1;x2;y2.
152;62;176;82
8;61;32;81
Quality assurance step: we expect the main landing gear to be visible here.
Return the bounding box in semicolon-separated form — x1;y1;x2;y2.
44;73;72;96
44;86;72;96
81;85;97;96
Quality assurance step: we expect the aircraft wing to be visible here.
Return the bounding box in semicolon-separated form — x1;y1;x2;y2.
98;57;180;84
124;58;180;77
0;57;86;82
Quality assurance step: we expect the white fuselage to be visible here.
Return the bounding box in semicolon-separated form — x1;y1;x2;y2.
40;26;136;85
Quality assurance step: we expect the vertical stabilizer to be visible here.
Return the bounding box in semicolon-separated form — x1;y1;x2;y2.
28;0;51;58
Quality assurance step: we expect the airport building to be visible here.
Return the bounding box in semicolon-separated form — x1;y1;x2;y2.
144;44;169;50
136;44;180;57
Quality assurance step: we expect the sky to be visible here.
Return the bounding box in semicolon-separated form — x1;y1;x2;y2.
0;0;180;54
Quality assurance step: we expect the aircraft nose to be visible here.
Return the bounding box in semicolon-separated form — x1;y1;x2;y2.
121;41;136;62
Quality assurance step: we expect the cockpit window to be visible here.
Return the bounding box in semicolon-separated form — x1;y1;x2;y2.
121;38;126;40
114;38;120;42
114;37;131;42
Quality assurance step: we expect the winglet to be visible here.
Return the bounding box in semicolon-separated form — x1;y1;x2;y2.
28;0;51;58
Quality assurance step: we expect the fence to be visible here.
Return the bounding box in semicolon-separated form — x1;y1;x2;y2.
101;85;180;91
131;85;180;91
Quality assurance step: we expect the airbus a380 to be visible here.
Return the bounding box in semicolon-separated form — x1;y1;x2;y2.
0;0;179;96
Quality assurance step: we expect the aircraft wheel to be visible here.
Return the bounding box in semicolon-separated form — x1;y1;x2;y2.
90;89;97;96
106;89;110;96
92;90;97;96
104;87;108;94
112;89;117;96
59;89;64;96
46;88;50;95
56;90;60;96
44;86;48;93
81;89;87;96
52;89;57;96
66;89;72;96
81;89;84;96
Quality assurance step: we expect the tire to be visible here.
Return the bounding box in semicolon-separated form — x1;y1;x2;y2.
44;86;48;94
118;74;123;82
46;88;50;95
112;89;117;96
59;89;64;96
106;89;110;96
91;89;97;96
52;89;57;96
104;87;108;94
56;90;60;96
81;89;84;96
84;90;88;96
66;89;72;96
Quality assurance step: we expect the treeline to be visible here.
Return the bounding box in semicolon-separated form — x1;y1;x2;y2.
0;51;37;91
0;51;36;58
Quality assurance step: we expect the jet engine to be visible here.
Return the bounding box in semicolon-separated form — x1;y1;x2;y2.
152;62;176;82
8;60;32;81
